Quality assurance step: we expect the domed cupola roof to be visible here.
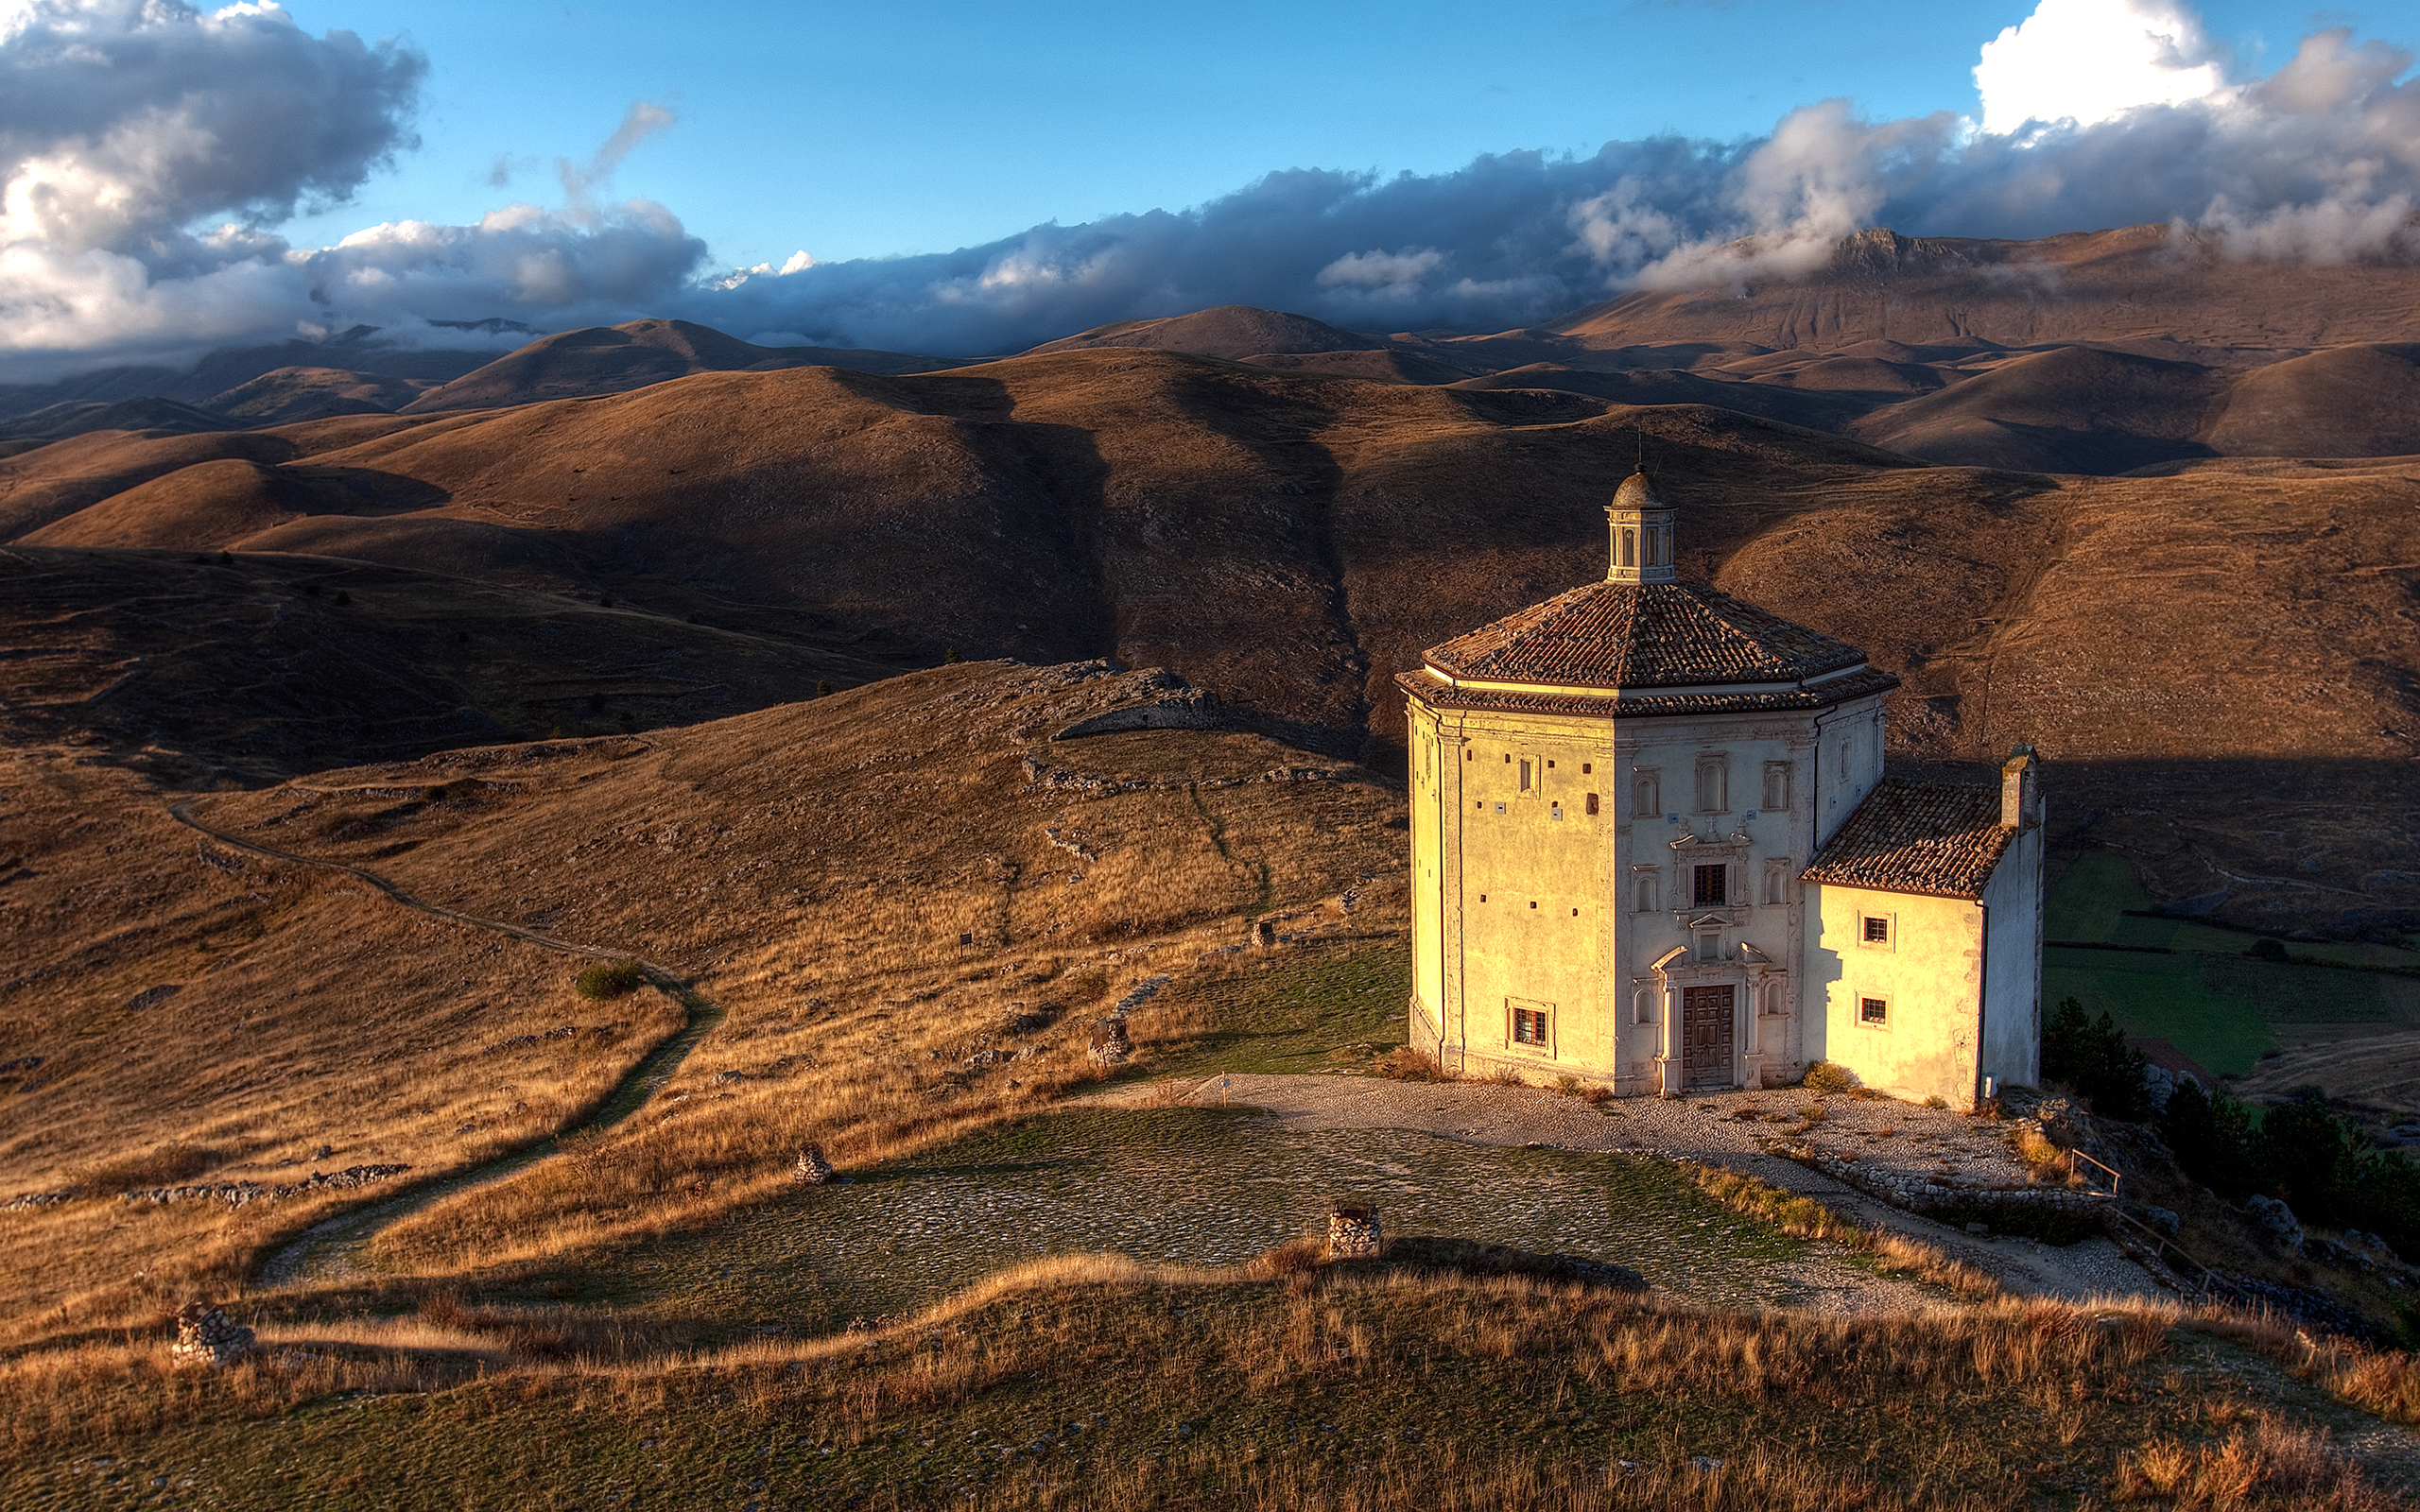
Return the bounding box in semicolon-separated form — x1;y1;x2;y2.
1400;464;1899;717
1422;579;1868;690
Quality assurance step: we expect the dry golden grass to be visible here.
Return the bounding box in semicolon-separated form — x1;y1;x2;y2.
1689;1163;2002;1301
163;662;1402;1281
11;1250;2407;1510
0;755;684;1347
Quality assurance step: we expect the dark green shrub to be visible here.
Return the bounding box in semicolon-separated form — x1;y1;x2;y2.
335;590;352;606
574;961;645;1001
2043;996;2149;1120
2249;937;2289;962
2163;1079;2253;1194
942;647;961;664
815;680;832;697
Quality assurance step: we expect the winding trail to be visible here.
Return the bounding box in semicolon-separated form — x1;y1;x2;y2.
166;800;724;1287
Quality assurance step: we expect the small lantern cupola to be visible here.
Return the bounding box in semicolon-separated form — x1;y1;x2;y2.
1604;465;1677;585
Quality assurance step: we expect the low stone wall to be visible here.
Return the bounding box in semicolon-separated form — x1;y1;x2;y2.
1772;1142;2107;1238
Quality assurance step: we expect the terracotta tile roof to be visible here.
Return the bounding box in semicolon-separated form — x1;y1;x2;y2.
1424;580;1868;690
1397;666;1899;721
1800;779;2017;901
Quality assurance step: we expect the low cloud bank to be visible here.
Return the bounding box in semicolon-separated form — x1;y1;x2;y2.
0;0;2414;375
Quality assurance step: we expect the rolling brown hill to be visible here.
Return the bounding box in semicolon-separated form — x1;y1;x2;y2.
206;366;441;423
398;318;963;413
0;659;1399;1339
5;348;2415;936
0;546;900;783
1024;305;1384;359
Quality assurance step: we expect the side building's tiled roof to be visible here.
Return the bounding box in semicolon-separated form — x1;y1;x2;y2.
1800;780;2017;901
1397;666;1899;721
1424;579;1868;690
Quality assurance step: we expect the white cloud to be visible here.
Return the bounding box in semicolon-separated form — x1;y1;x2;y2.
1974;0;2229;134
1314;247;1446;292
1;0;2417;376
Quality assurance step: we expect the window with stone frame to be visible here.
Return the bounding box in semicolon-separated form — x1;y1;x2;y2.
1763;761;1790;812
1510;1000;1552;1048
1632;767;1660;817
1763;858;1789;906
1858;994;1890;1026
1695;754;1728;813
1632;869;1660;913
1634;987;1655;1025
1693;863;1728;906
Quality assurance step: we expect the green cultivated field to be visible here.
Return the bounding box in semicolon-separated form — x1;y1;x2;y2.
2044;853;2420;1076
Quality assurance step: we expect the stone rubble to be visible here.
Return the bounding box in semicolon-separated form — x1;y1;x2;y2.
170;1301;255;1368
122;1163;411;1209
1086;1019;1132;1066
2245;1194;2306;1250
793;1145;835;1184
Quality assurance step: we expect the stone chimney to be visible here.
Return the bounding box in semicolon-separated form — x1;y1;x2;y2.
2000;745;2039;829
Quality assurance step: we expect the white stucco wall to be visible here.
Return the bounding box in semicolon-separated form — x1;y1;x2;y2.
1979;821;2044;1091
1403;686;1891;1092
1804;885;1984;1108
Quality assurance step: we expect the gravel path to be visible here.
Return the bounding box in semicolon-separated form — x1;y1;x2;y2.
167;799;723;1287
1101;1072;2167;1306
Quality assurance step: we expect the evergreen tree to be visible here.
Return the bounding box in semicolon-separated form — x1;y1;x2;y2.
2042;996;2150;1120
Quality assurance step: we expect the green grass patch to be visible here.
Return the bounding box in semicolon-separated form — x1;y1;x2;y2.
565;1105;1811;1339
2045;850;2150;943
1143;942;1409;1079
2044;947;2273;1075
2041;852;2420;1073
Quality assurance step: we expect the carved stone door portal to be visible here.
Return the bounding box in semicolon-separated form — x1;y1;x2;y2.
1682;985;1736;1090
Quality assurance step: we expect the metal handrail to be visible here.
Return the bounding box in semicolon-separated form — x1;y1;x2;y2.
2066;1147;2124;1197
2105;1206;2217;1301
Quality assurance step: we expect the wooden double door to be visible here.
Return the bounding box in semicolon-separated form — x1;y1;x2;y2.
1681;986;1736;1090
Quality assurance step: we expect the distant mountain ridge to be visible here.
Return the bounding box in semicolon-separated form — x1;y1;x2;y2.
11;223;2420;473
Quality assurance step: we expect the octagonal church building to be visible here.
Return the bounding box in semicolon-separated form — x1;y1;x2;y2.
1400;468;2044;1108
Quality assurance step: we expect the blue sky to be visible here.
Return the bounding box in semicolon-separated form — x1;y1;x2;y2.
281;0;2379;272
4;0;2413;371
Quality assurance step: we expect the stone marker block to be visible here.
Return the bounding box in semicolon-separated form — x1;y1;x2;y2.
1327;1201;1382;1259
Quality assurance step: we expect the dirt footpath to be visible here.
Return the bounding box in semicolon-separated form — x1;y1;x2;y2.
1124;1072;2166;1306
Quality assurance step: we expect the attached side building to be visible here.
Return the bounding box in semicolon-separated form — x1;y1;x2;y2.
1399;467;2042;1108
1799;755;2045;1107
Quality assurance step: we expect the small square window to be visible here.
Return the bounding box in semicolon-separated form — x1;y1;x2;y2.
1582;763;1592;775
1494;801;1508;814
1863;915;1891;944
1859;996;1890;1025
1584;792;1599;816
1512;1003;1551;1046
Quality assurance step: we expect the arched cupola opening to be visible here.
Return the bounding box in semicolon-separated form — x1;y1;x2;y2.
1604;466;1677;586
